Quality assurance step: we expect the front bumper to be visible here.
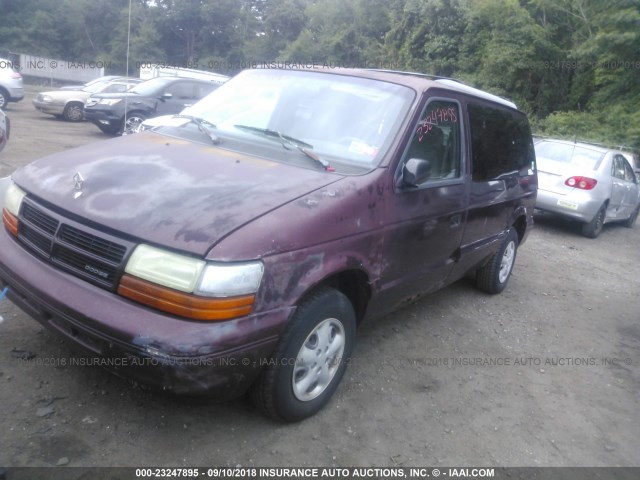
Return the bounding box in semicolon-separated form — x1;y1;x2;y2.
0;225;293;399
535;188;602;222
32;100;64;115
84;108;121;127
7;86;24;102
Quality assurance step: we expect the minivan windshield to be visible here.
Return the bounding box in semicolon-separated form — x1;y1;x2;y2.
182;69;415;171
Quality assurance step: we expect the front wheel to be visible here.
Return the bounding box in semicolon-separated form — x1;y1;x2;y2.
122;113;146;135
476;228;519;294
97;123;120;135
63;102;84;122
251;286;356;422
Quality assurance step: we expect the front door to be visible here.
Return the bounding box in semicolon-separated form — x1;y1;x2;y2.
378;98;467;312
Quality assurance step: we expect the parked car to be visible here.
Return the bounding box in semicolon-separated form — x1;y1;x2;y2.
0;109;8;153
33;78;142;122
0;58;24;109
84;76;223;135
0;68;537;421
535;138;640;237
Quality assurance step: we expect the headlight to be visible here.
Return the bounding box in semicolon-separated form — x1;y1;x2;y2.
197;262;264;297
2;182;26;237
119;244;264;321
98;99;122;106
41;95;53;103
125;244;205;293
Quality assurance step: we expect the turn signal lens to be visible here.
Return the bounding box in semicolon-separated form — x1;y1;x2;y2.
2;208;18;237
565;176;597;190
117;274;255;321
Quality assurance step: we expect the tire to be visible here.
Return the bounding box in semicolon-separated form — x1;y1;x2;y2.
622;206;639;228
62;102;84;122
0;89;8;109
122;112;146;135
476;228;519;294
582;204;606;238
251;286;356;422
97;123;120;135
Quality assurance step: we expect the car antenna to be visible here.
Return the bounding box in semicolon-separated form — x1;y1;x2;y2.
122;0;132;134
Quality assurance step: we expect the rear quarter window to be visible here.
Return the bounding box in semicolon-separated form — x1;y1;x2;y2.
468;103;535;181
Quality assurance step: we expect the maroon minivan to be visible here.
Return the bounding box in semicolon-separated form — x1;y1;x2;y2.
0;69;537;421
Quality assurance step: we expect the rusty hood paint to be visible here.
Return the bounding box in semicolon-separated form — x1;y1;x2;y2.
12;133;341;257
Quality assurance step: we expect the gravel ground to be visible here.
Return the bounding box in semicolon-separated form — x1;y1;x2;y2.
0;88;639;472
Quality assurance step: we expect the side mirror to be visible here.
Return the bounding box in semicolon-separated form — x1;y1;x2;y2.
402;158;431;187
161;93;173;101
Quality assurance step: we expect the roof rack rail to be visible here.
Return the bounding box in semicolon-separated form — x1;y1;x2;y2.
365;69;517;109
365;69;463;83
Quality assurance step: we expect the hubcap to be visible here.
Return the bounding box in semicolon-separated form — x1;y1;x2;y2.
124;116;144;135
68;107;82;121
292;318;345;402
498;241;515;284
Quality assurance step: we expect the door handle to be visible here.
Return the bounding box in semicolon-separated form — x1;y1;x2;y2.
450;214;462;228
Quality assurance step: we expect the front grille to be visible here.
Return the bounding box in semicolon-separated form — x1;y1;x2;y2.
59;224;127;263
17;199;133;290
22;202;59;235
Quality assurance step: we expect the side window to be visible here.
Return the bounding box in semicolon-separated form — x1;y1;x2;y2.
622;158;637;183
103;83;128;93
166;82;194;100
404;100;461;182
612;156;626;180
195;83;216;99
469;104;534;181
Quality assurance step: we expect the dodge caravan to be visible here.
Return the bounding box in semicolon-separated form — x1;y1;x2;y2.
0;68;537;421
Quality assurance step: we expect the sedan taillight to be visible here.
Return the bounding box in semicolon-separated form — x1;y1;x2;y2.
565;176;597;190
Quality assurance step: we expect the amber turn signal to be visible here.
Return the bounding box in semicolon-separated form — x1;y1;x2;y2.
117;274;255;321
2;208;19;237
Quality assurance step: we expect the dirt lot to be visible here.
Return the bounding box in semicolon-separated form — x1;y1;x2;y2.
0;88;639;471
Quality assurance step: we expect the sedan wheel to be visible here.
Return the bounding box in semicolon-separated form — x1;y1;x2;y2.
622;206;639;228
582;204;606;238
63;103;84;122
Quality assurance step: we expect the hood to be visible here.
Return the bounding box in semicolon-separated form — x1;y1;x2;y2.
13;133;341;257
40;90;91;101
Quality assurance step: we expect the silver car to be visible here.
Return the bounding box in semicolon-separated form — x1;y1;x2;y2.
0;58;24;109
535;139;640;238
33;78;141;122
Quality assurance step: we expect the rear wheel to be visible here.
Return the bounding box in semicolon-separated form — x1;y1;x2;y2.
476;228;519;294
63;102;84;122
622;206;639;228
582;204;606;238
251;286;356;422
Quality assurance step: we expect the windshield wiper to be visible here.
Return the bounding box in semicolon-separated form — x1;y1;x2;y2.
174;115;220;145
234;124;334;171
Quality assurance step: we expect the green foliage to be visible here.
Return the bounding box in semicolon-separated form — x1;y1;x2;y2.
0;0;638;151
536;104;640;150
